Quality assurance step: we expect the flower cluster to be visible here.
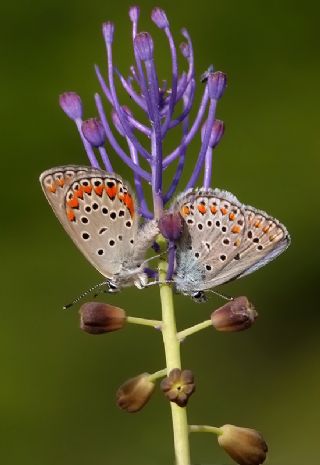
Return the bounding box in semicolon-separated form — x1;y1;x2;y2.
59;6;226;220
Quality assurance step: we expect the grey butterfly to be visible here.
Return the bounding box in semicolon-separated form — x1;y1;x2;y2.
171;188;290;300
40;165;159;290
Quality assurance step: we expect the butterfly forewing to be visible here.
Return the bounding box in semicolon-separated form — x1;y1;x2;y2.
40;166;139;280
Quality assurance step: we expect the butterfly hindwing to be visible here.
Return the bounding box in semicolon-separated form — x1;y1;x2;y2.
173;188;290;294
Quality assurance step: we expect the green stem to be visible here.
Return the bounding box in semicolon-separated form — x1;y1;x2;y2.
177;320;212;341
126;316;162;328
159;259;191;465
148;368;167;382
189;425;222;436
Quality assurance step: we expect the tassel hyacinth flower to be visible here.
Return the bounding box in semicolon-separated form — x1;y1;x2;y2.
38;5;291;465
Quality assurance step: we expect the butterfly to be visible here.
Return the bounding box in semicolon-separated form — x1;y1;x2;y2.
40;165;159;291
171;188;290;301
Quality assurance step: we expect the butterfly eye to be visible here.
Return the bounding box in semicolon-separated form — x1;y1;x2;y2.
191;291;207;303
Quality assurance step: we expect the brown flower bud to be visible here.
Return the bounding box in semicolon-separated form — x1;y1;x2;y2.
211;296;257;332
116;373;155;413
79;302;126;334
160;368;195;407
218;424;268;465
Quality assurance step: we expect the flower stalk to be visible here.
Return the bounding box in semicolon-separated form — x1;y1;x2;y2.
159;258;191;465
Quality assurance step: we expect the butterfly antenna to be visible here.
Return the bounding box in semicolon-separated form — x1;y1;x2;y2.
207;289;233;301
63;281;109;309
143;250;168;266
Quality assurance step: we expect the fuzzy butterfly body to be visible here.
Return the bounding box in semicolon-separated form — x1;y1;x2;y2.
172;188;290;297
40;165;159;289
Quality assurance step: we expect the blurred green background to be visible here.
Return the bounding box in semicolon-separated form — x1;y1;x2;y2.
1;0;319;464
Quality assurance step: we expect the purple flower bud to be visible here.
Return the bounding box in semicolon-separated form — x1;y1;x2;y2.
210;119;224;147
79;302;126;334
151;7;169;29
129;5;140;22
159;213;183;241
208;71;227;100
179;42;190;58
102;21;114;44
202;119;225;148
211;296;258;332
134;32;154;61
81;118;106;147
59;92;82;120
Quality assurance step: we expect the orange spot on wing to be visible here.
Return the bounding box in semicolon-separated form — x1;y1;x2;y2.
220;207;227;215
254;220;262;228
67;196;79;208
94;185;104;196
181;205;190;216
67;209;76;222
123;193;135;217
229;212;235;221
106;186;117;199
210;205;217;214
231;225;241;234
197;204;207;214
57;178;65;187
74;187;84;200
262;225;270;233
82;185;92;194
48;183;57;193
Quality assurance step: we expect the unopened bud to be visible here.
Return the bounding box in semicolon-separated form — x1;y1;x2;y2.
134;32;154;61
79;302;126;334
151;7;169;29
102;21;114;44
159;213;183;241
129;6;140;23
59;92;82;120
116;373;155;413
160;368;195;407
218;424;268;465
208;71;227;100
180;42;190;58
201;119;225;148
211;296;257;332
81;118;106;147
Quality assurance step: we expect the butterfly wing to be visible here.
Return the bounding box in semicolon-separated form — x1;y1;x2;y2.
173;188;290;293
40;165;140;280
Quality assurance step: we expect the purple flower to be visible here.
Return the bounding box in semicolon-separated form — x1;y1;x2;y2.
59;7;226;220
